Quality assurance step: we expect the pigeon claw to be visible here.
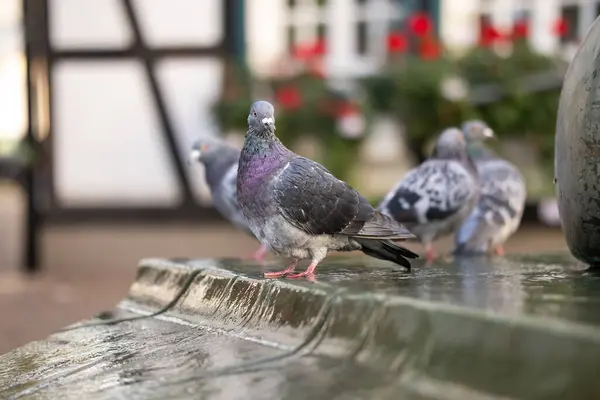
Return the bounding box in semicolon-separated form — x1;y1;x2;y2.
264;270;291;278
263;260;298;279
286;272;316;282
494;246;505;256
286;262;318;279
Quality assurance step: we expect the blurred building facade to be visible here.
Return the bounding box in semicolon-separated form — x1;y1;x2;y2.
0;0;27;142
16;0;240;216
246;0;600;77
2;0;598;219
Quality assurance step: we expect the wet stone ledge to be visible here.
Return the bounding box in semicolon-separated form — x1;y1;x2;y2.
2;255;600;399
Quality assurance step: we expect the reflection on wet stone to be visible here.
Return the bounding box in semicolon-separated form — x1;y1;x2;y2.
1;255;600;399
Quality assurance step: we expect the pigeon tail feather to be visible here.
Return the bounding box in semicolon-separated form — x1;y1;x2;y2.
356;211;415;239
355;238;418;271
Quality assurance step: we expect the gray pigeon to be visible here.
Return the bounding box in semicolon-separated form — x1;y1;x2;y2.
379;127;488;261
454;120;527;256
236;101;418;279
189;136;267;262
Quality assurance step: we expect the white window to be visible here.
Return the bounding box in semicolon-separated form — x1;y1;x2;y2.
558;0;600;41
556;0;600;58
284;0;326;52
284;0;405;77
478;0;533;32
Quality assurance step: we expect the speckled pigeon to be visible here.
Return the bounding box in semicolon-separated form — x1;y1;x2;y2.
189;136;267;262
236;101;418;279
379;127;488;261
453;120;527;256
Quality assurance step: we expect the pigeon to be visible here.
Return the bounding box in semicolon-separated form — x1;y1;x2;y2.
189;136;268;262
453;120;527;256
379;127;488;262
236;100;418;279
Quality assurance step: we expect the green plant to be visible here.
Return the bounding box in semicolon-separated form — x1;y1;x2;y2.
362;14;565;170
212;61;254;132
390;55;473;161
213;52;368;182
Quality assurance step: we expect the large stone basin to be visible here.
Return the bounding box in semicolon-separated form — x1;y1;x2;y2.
1;255;600;399
556;16;600;265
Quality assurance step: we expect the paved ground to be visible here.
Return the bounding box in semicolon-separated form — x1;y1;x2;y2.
0;184;569;354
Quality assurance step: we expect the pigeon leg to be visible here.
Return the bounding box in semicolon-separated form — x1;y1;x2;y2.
250;244;268;263
494;246;505;256
425;244;436;262
264;260;298;278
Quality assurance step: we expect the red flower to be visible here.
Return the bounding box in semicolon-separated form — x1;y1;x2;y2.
552;18;568;37
418;37;441;60
313;39;326;55
480;23;502;47
292;44;312;60
275;87;302;110
386;31;408;53
512;21;529;39
408;12;433;37
334;102;359;117
291;40;326;61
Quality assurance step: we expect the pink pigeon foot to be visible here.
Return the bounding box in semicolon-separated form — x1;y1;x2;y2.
286;262;318;279
264;260;297;278
494;246;505;256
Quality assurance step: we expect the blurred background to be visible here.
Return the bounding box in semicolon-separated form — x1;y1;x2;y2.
0;0;589;351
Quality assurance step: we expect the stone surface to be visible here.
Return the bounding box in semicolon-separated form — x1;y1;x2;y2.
2;255;600;399
556;15;600;265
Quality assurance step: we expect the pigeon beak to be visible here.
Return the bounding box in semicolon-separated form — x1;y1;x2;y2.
483;128;495;139
262;117;274;127
188;149;201;165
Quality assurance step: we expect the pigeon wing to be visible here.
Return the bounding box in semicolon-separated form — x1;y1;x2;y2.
478;160;526;229
456;160;525;247
381;160;476;224
274;157;413;238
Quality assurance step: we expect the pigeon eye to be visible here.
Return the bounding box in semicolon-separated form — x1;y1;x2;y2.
253;111;257;117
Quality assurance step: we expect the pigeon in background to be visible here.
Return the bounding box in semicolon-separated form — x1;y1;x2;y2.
379;127;488;261
454;120;527;256
189;136;268;262
236;101;418;279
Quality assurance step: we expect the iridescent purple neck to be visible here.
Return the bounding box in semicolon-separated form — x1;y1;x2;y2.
238;127;293;188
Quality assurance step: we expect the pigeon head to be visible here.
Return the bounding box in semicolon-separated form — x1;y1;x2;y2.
432;127;468;159
247;101;276;134
189;136;230;165
461;120;494;142
461;120;497;161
